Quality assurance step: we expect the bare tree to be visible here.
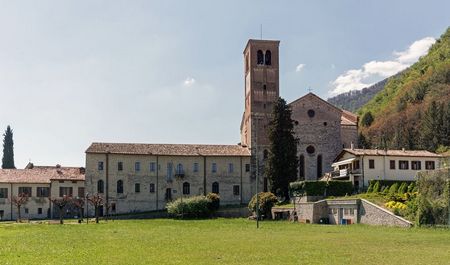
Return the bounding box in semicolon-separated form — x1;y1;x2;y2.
72;197;85;223
49;195;72;224
10;193;29;222
87;194;104;223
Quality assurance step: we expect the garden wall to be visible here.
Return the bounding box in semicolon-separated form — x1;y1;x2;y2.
359;199;412;227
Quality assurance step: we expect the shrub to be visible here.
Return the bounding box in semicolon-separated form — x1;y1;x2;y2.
326;181;353;196
366;181;374;193
167;195;214;218
372;181;380;193
398;182;408;194
248;192;278;219
407;182;416;193
206;192;220;212
290;181;352;197
388;183;399;195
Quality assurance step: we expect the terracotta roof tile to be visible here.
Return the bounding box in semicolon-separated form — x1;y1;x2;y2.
0;166;85;184
86;142;251;157
343;148;442;158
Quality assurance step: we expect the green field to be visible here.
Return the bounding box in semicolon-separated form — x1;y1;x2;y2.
1;219;449;265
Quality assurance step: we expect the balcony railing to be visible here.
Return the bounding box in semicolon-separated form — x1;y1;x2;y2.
174;169;185;178
331;168;361;178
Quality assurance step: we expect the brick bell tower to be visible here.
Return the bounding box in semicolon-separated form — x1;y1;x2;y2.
240;39;280;191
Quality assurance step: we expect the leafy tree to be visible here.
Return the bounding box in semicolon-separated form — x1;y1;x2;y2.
361;111;374;127
2;126;15;169
266;97;299;201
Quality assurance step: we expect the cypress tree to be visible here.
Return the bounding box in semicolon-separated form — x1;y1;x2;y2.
266;97;299;201
2;126;16;169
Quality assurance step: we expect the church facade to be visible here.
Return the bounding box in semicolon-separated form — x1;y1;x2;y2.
240;39;358;184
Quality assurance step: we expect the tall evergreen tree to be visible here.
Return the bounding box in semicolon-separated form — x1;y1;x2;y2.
443;102;450;147
2;126;15;169
266;97;299;201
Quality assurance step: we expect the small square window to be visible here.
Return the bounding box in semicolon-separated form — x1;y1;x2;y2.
212;163;217;173
98;161;104;170
24;208;29;214
118;162;123;171
425;161;435;170
399;160;409;170
38;208;42;215
245;164;250;172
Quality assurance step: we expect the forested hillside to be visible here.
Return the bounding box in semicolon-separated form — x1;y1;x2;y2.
358;27;450;152
327;76;391;112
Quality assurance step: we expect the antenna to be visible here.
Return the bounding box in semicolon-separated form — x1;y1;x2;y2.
307;87;313;93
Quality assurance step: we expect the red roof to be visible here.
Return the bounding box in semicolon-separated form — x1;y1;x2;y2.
0;166;85;184
86;142;251;157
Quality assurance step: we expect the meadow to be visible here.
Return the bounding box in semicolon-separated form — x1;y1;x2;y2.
0;218;449;265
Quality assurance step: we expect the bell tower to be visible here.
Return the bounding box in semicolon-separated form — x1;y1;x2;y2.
240;39;280;187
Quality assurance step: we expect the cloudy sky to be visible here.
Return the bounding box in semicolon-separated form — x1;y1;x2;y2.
0;0;448;168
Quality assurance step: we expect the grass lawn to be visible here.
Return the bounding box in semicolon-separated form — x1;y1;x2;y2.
1;219;450;265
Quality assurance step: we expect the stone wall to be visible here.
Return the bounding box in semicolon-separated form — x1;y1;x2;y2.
359;199;412;227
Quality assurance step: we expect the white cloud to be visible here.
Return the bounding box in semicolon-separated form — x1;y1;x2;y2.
329;36;436;96
295;64;305;72
394;37;436;64
183;77;196;87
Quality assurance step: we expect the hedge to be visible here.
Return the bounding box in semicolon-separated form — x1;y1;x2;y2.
289;180;353;197
368;180;414;187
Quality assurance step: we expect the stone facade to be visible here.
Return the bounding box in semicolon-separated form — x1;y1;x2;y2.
85;143;252;215
290;93;353;180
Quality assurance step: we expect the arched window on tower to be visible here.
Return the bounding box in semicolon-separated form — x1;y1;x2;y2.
117;180;123;194
317;155;323;179
299;155;305;180
97;180;104;193
212;182;219;194
265;50;271;65
257;50;264;65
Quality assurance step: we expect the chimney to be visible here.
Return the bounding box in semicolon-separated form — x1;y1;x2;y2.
56;164;61;168
79;167;85;174
350;142;354;150
402;148;405;152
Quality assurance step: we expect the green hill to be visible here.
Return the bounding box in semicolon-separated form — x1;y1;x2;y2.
358;27;450;151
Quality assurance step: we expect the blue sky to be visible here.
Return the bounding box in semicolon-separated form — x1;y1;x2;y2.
0;0;448;167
